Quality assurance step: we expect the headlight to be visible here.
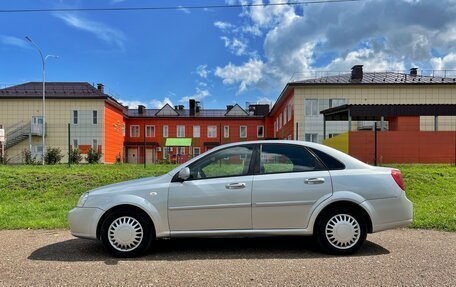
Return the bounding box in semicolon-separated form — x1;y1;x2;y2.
77;192;90;207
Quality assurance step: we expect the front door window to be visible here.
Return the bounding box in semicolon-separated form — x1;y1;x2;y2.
189;145;254;179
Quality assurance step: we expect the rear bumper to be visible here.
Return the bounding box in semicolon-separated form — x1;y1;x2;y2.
362;193;413;233
68;207;104;240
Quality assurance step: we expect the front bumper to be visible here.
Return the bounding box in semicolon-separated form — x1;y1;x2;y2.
362;192;413;233
68;207;104;240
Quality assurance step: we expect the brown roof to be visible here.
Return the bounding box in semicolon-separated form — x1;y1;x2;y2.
294;72;456;85
0;82;107;99
127;108;264;118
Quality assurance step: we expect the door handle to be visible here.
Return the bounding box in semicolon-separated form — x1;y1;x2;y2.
225;183;246;189
304;178;325;184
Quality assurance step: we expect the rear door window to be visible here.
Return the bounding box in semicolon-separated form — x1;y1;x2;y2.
259;144;323;174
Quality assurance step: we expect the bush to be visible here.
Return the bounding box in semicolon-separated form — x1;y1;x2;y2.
69;148;83;164
0;151;9;165
86;148;102;164
23;149;38;165
115;153;122;164
44;147;63;165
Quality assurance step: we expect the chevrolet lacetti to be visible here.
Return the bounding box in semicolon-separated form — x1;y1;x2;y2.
68;140;413;257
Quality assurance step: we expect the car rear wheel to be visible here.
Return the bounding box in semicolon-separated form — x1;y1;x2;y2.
101;209;153;257
315;207;367;255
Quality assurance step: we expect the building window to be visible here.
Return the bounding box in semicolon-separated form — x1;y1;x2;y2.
177;147;185;155
193;147;201;157
305;99;319;116
146;125;155;137
283;109;287;124
122;124;125;136
92;139;98;150
257;125;264;138
163;125;169;138
130;125;140;138
240;126;247;138
305;133;318;143
208;126;217;138
72;110;78;125
73;139;78;149
224;125;230;138
329;98;346;108
274;120;277;132
193;125;200;138
278;113;282;128
177;125;185;138
92;110;98;124
287;103;292;122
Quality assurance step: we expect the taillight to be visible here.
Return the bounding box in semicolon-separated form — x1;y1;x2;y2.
391;169;405;190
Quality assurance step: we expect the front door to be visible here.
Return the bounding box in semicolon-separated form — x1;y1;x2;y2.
252;143;333;229
168;144;256;231
146;148;155;164
127;148;138;164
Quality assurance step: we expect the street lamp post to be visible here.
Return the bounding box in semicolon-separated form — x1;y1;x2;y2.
25;36;58;165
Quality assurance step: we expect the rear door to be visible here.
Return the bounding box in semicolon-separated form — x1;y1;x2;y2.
252;143;333;229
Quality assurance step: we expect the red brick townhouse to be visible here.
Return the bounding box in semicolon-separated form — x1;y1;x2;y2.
123;100;269;164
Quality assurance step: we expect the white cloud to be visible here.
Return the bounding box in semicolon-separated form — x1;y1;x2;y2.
220;36;248;56
214;21;235;30
55;14;126;48
323;48;405;72
431;53;456;71
213;0;456;93
215;58;264;93
118;99;146;109
180;87;210;103
256;96;275;106
0;35;30;49
150;97;174;109
196;64;209;78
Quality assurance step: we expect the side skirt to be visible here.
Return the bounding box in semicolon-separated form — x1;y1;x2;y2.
167;229;313;238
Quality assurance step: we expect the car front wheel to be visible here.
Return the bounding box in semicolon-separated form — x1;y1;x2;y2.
315;207;367;255
100;209;153;257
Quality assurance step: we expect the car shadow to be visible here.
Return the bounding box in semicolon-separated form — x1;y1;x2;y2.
28;237;390;263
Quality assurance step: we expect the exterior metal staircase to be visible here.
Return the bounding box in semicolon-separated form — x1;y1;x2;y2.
5;121;45;150
5;122;30;149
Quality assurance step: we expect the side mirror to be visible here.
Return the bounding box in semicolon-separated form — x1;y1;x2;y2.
177;167;190;181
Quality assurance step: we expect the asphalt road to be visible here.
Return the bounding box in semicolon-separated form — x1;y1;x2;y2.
0;229;454;286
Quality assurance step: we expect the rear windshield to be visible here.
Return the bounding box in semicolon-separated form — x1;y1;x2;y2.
309;148;345;170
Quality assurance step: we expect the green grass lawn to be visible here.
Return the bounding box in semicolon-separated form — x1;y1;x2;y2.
0;164;454;231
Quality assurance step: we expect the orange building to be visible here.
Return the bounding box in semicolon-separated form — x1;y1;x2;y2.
123;101;269;164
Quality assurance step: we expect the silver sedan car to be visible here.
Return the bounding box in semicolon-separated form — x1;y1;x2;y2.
68;140;413;257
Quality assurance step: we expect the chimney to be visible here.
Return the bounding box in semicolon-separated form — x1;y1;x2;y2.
178;105;184;110
97;83;104;93
351;65;363;82
189;99;196;116
226;105;234;111
138;105;146;114
410;68;418;77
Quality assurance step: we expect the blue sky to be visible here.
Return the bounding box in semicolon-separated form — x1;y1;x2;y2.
1;0;456;109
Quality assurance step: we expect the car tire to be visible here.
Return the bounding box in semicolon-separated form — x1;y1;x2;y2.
100;209;154;258
315;207;367;255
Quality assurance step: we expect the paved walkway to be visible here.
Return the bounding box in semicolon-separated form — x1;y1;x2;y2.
0;229;455;286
